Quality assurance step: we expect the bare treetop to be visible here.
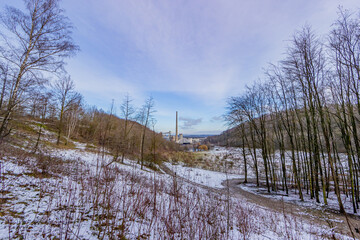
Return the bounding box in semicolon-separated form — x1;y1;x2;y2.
0;0;79;75
0;0;79;141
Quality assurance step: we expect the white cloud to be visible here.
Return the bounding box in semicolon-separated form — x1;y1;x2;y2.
58;0;360;133
64;0;359;94
179;117;203;130
74;0;359;103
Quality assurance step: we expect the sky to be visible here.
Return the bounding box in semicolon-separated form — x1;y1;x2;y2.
1;0;359;135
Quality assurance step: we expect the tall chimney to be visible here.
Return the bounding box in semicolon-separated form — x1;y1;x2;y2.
175;111;178;142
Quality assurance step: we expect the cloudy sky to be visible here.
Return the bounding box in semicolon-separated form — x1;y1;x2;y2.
2;0;359;135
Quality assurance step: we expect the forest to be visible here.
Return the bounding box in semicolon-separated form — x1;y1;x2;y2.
0;0;360;239
225;9;360;215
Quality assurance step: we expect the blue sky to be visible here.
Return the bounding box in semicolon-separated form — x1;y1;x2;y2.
2;0;359;135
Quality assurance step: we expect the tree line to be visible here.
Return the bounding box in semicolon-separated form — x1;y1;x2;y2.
0;0;176;168
226;9;360;214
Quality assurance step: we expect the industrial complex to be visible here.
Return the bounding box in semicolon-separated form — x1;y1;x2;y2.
161;111;204;145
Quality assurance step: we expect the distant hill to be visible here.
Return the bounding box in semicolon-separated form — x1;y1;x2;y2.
205;108;350;152
204;128;237;146
183;134;215;138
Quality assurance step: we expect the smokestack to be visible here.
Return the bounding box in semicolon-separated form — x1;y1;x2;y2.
175;111;178;142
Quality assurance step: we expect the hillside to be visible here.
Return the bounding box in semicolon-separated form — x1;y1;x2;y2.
6;111;178;165
206;107;353;153
1;0;360;239
0;122;357;239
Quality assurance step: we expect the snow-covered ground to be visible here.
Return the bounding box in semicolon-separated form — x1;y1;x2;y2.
0;141;354;239
165;162;244;188
181;146;359;216
239;182;360;217
164;160;354;239
165;156;358;216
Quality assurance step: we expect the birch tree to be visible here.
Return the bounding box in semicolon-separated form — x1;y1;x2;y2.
0;0;78;142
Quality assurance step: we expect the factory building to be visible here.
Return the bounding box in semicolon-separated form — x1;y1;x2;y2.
161;111;203;145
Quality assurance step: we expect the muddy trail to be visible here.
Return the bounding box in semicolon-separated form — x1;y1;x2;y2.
227;179;360;239
160;164;360;239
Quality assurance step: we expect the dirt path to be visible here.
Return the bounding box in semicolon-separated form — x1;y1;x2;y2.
160;164;360;239
226;179;360;239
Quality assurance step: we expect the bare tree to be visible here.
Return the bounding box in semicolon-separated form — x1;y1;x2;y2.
108;94;137;165
119;94;136;163
138;96;155;169
328;10;360;213
0;64;9;111
0;0;78;142
224;8;360;222
53;76;81;145
33;91;52;153
64;97;82;145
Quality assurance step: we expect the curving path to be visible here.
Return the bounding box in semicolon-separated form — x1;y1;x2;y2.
160;164;360;239
226;179;360;239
